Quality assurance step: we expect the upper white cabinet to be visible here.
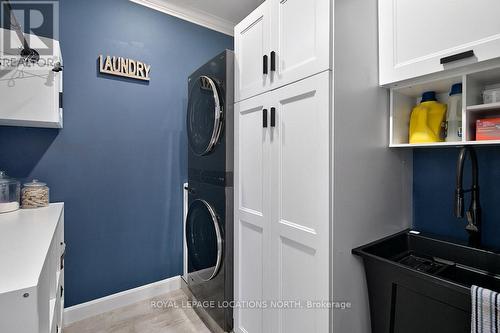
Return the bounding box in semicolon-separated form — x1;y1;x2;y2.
270;0;330;90
0;28;63;128
235;2;271;103
235;0;331;102
379;0;500;86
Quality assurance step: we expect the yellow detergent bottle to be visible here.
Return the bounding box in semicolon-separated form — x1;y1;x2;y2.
409;91;447;144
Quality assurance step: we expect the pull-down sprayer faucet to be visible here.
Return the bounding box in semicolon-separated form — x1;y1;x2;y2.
455;147;481;247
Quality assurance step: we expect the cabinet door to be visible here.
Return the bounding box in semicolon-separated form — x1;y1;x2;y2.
268;71;330;333
234;1;271;103
0;29;62;128
270;0;330;89
380;0;500;85
234;92;272;333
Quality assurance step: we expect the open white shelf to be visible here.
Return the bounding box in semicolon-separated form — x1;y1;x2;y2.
390;65;500;148
391;140;500;148
467;101;500;112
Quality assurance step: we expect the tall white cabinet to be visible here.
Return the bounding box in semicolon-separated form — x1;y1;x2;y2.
235;72;330;333
235;0;332;332
235;0;413;332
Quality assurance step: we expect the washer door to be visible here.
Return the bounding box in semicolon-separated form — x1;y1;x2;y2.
186;199;223;281
187;75;224;156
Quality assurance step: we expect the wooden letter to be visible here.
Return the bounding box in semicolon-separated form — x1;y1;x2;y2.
120;58;129;75
128;60;136;77
112;57;121;72
136;62;144;78
104;56;113;72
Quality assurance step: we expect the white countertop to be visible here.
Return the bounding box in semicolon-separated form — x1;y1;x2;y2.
0;203;64;294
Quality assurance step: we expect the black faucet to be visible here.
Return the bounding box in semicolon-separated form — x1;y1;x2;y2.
455;147;481;247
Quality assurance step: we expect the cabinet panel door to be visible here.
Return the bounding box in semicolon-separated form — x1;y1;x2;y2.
234;92;271;333
270;0;330;89
235;1;271;103
0;29;62;128
380;0;500;85
268;71;330;333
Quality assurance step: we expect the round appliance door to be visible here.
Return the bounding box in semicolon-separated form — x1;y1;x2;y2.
186;199;222;281
187;75;224;156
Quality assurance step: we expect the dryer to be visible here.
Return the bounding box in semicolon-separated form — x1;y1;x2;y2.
184;50;234;332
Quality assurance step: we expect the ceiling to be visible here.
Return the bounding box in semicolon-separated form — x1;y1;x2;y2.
130;0;265;36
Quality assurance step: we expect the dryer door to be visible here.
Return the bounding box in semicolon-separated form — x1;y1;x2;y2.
187;75;224;156
186;199;223;281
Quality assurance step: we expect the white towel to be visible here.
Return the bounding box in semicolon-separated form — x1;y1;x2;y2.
472;285;500;333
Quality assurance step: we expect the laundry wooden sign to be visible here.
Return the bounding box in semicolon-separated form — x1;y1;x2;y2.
98;55;151;81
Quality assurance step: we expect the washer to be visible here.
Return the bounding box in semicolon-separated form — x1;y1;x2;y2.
184;50;234;332
187;51;234;187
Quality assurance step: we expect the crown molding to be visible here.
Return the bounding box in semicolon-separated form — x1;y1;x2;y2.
130;0;234;36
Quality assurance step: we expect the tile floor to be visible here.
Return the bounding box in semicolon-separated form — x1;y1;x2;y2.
64;289;211;333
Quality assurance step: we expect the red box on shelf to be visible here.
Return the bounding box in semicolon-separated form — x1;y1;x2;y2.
476;117;500;141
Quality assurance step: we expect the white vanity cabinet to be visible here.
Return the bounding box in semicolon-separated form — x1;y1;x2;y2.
0;28;63;128
235;71;331;333
234;0;330;102
0;203;65;333
379;0;500;85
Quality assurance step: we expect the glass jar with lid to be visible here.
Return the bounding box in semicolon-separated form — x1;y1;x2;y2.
0;171;21;213
22;179;50;209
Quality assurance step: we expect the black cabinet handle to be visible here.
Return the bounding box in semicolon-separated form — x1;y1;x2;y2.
271;107;276;127
60;285;64;297
440;50;475;64
263;109;268;128
271;51;276;72
263;55;268;75
60;248;65;270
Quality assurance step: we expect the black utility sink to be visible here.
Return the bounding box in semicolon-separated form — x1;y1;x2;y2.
353;229;500;333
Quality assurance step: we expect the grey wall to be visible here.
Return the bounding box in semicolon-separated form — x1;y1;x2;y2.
333;0;412;332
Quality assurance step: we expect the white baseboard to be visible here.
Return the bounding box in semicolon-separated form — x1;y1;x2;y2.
63;275;182;327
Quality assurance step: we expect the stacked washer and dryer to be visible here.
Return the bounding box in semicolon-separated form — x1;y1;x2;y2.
183;50;234;333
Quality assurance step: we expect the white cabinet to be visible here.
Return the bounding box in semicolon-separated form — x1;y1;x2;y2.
270;0;330;91
0;28;63;128
235;72;331;333
234;89;271;333
0;204;65;333
379;0;500;86
234;0;330;102
234;2;271;103
268;71;330;333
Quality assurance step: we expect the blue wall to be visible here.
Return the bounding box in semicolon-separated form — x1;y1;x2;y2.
0;0;232;307
413;147;500;249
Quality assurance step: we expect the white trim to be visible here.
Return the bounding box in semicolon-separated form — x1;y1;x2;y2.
129;0;235;36
183;182;188;281
63;275;182;327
